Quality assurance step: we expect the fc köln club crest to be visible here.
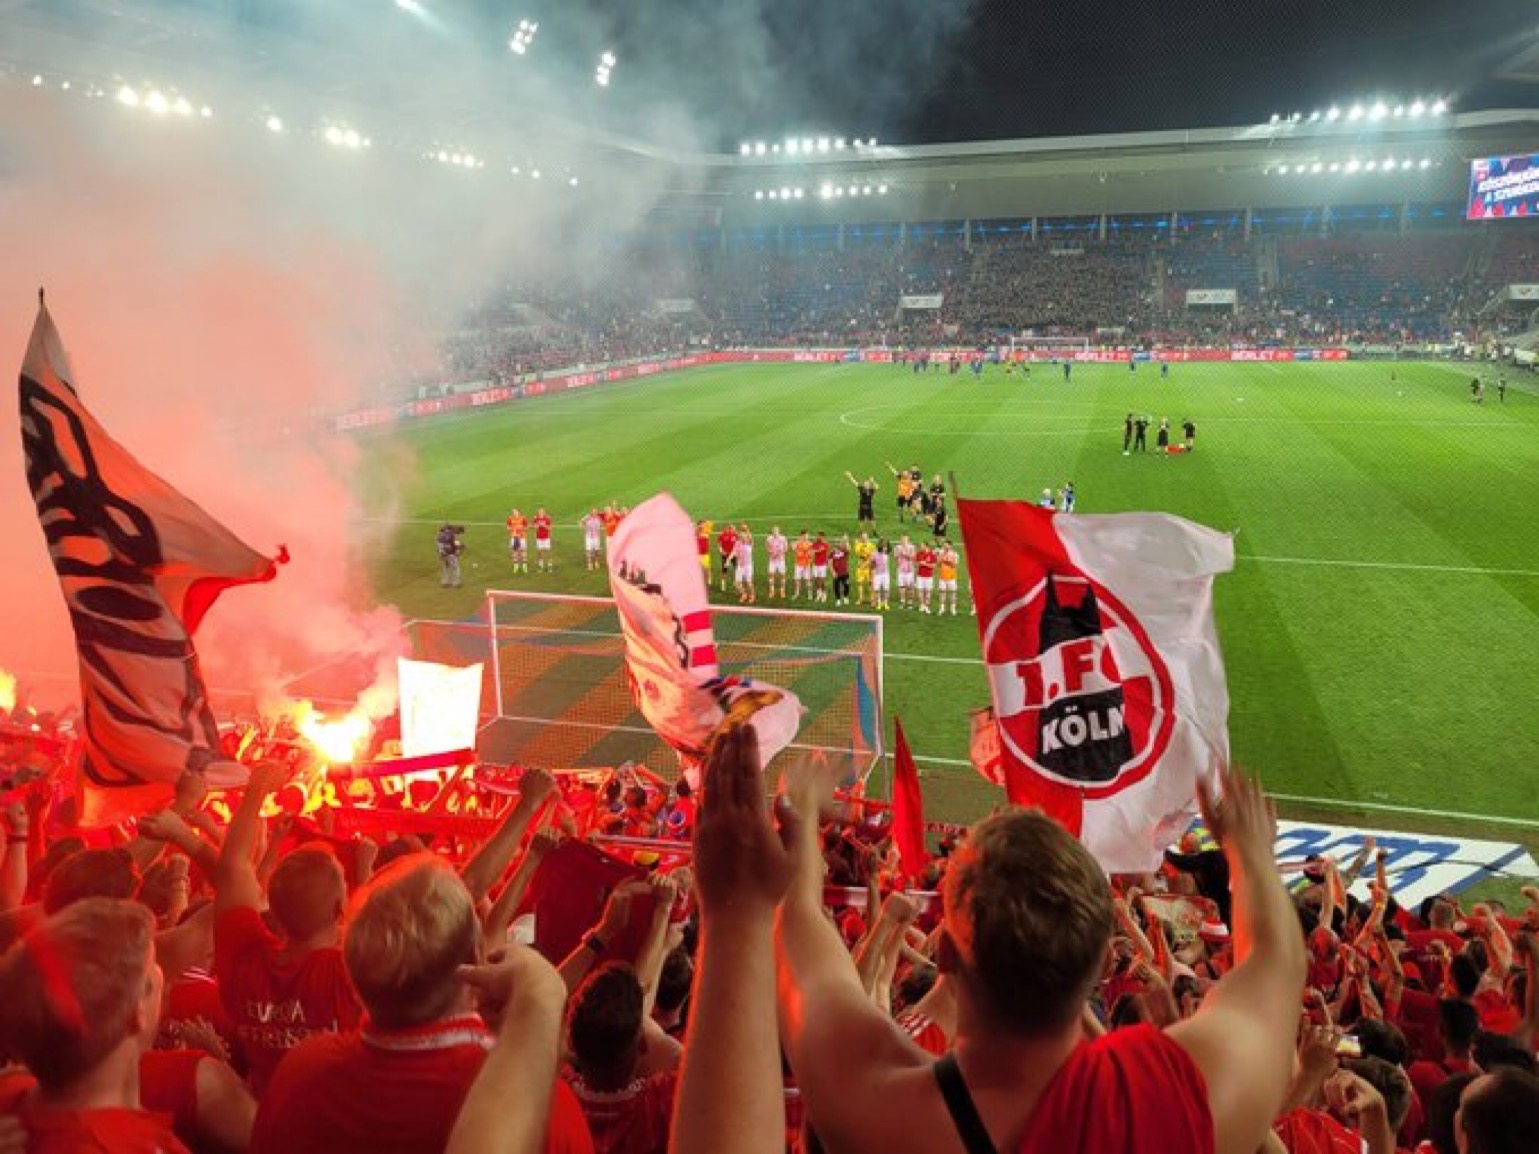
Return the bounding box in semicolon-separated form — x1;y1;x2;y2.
982;572;1175;798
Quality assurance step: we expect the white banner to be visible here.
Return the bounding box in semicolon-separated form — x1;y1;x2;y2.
899;294;944;310
1186;288;1238;307
398;658;484;757
1505;284;1539;301
655;298;698;314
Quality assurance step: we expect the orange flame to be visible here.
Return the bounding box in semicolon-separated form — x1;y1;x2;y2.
0;668;15;715
290;700;371;766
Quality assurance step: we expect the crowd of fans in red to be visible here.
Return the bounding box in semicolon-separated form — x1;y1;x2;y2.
0;703;1536;1154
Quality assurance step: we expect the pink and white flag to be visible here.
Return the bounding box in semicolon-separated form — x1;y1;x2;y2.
607;494;800;779
957;499;1234;873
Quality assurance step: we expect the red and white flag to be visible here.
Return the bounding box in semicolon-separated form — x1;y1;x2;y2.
607;494;800;779
19;298;282;825
957;499;1233;873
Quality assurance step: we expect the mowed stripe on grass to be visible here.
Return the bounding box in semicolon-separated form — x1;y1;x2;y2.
358;360;1539;826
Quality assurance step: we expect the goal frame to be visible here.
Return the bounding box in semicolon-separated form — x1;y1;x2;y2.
481;587;885;766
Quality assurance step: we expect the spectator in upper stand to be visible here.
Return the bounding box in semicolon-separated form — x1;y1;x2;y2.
250;852;593;1154
776;757;1306;1154
0;899;187;1152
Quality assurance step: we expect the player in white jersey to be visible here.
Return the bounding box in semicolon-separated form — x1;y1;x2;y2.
869;541;891;611
733;525;755;604
765;526;789;599
582;509;603;570
894;535;917;610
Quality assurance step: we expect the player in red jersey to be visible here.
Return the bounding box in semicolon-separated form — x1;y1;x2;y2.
506;508;529;573
533;507;554;571
810;531;831;603
716;523;738;591
913;540;938;614
601;504;622;542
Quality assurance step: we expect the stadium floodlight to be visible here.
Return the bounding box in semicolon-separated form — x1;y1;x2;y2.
1277;164;1289;174
266;115;284;133
324;125;344;145
1431;98;1448;114
779;186;791;199
793;187;803;198
172;95;193;117
569;176;579;186
817;137;830;152
200;105;213;118
786;140;799;155
145;90;169;115
1309;110;1321;121
396;0;423;12
1409;99;1426;116
754;190;764;200
116;84;139;107
1364;159;1376;171
1401;158;1414;170
530;168;541;179
833;186;844;197
767;190;778;199
1311;162;1323;173
802;137;814;153
1393;104;1405;117
739;142;750;155
1328;161;1340;172
31;74;43;87
1348;104;1364;120
1345;159;1360;173
509;18;538;54
754;142;766;156
877;183;888;194
835;138;846;149
819;183;833;199
1326;106;1341;121
595;51;616;87
1369;101;1387;120
1269;113;1280;124
1419;157;1431;169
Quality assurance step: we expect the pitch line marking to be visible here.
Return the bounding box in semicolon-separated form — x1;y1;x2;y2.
903;752;1539;830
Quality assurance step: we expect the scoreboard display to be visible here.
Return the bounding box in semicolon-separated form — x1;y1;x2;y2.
1467;153;1539;220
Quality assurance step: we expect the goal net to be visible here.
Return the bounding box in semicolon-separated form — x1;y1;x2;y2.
402;591;884;783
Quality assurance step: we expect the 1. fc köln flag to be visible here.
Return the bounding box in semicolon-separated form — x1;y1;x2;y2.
606;494;800;781
19;298;282;825
956;499;1234;873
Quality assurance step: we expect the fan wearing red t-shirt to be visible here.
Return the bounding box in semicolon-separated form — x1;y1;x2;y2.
213;762;361;1094
565;962;679;1154
0;899;191;1154
776;760;1307;1154
251;854;593;1154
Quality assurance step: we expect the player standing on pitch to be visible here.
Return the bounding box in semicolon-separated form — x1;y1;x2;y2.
532;507;553;571
765;525;788;599
845;471;878;529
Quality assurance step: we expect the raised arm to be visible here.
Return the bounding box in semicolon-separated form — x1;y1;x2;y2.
775;752;928;1152
1167;765;1307;1154
0;804;29;912
482;832;558;951
138;808;221;878
634;873;680;1018
556;878;647;995
671;722;793;1154
1517;932;1538;1051
461;768;555;904
449;948;567;1154
214;761;289;914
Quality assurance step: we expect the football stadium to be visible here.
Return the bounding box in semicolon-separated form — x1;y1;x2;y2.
1;2;1538;1151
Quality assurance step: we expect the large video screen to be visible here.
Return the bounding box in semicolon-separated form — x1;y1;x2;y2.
1467;154;1539;220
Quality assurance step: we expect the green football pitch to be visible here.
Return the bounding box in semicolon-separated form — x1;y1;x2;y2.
355;360;1539;837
